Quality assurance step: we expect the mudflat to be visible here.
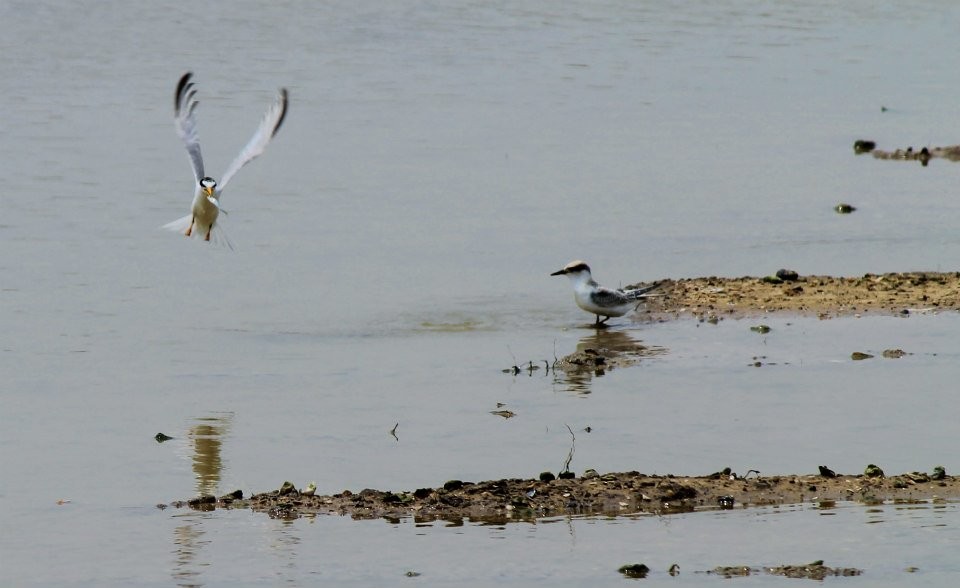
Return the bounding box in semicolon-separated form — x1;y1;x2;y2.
633;271;960;320
174;467;956;522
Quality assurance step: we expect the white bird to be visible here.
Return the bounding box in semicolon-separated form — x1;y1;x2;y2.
551;260;660;326
162;72;288;248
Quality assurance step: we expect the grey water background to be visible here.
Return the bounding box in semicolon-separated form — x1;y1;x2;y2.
2;1;960;585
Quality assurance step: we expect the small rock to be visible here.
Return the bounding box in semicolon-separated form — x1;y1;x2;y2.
188;495;216;507
558;471;576;480
582;469;599;480
443;480;464;491
713;566;752;577
864;464;885;478
539;471;556;482
853;140;876;154
851;352;873;360
761;275;783;284
882;349;907;358
154;432;174;443
668;563;680;576
775;269;799;281
717;495;735;509
278;481;297;496
750;324;771;334
220;489;243;501
618;564;650;578
931;466;947;480
818;465;837;478
834;203;856;214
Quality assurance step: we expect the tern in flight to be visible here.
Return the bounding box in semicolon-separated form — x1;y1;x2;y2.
162;72;288;248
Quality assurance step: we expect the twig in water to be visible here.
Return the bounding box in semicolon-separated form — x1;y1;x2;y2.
561;424;576;474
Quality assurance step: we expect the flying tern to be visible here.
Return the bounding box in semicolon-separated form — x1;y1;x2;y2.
162;72;288;247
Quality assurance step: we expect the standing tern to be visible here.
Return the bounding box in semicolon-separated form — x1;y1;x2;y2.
551;260;660;326
162;72;288;248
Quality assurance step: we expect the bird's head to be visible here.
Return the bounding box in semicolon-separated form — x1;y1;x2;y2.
200;177;217;197
551;260;591;278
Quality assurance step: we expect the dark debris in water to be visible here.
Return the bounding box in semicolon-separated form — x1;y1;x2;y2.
711;561;862;580
858;139;960;167
834;202;857;214
618;563;650;578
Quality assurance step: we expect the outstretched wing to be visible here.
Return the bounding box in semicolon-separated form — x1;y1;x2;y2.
174;72;205;184
217;87;288;193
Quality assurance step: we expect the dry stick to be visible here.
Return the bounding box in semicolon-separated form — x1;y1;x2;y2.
561;424;576;474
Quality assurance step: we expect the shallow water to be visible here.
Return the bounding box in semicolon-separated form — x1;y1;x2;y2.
2;1;960;585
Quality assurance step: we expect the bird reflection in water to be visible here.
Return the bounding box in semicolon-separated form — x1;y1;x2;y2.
171;413;234;586
188;413;233;497
554;330;666;394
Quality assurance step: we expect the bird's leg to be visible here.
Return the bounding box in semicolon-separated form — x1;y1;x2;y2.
599;316;610;325
205;226;212;241
185;217;194;237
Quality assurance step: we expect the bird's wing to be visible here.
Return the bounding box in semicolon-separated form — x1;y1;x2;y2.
590;287;630;307
174;72;205;184
217;88;289;193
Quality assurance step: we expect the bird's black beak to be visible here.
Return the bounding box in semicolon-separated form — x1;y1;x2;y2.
550;269;566;276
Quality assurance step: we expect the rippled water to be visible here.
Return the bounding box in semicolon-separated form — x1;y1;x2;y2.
2;1;960;585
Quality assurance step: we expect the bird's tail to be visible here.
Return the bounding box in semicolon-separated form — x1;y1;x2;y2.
624;281;662;300
160;215;234;250
161;213;193;234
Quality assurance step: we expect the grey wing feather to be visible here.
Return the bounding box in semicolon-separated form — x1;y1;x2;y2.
590;288;630;307
217;87;289;192
174;72;205;184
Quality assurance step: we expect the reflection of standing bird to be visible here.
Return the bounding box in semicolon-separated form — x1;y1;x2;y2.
551;260;659;326
162;72;288;248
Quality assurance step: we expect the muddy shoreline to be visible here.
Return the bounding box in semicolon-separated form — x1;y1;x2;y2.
170;468;957;522
631;271;960;320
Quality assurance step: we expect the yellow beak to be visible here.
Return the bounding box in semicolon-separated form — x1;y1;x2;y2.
203;186;214;197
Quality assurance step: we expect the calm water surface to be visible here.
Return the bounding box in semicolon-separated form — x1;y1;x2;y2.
2;1;960;585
